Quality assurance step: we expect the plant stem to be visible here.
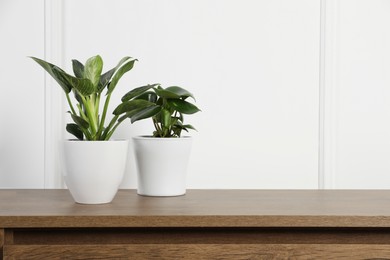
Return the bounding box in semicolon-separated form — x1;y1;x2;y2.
81;96;98;137
104;119;121;140
96;93;111;139
83;129;93;140
102;115;118;140
77;104;88;121
66;93;76;115
95;93;101;123
153;117;162;136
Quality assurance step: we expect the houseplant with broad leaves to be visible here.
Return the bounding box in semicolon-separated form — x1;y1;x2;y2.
118;84;201;196
31;55;153;204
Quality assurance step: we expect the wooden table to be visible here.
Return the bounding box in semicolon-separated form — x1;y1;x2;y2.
1;190;390;259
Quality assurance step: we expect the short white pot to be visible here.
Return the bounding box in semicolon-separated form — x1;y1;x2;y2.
133;136;192;196
62;140;129;204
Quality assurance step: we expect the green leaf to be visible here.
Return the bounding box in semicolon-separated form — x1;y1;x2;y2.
73;89;83;104
167;99;201;114
118;110;140;123
182;124;197;131
161;109;171;128
165;86;195;100
53;67;95;96
154;88;181;99
30;56;72;93
131;105;161;123
66;123;83;140
113;99;155;115
135;92;158;103
98;56;133;92
84;55;103;88
107;59;137;95
172;125;183;137
72;59;84;78
70;113;90;129
98;69;115;92
121;84;159;102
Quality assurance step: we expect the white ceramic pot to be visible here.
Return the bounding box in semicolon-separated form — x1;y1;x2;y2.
62;140;129;204
133;136;192;196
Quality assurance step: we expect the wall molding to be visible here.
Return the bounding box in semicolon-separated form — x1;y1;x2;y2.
318;0;340;189
44;0;65;188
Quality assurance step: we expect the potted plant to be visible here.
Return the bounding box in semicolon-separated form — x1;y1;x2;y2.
118;84;201;196
31;55;155;204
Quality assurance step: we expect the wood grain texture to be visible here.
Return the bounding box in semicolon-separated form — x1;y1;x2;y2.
0;229;3;260
9;227;390;245
1;190;390;228
2;230;12;246
0;229;3;247
5;244;390;259
3;190;390;259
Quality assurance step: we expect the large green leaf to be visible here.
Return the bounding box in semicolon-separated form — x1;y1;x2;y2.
72;59;84;78
154;88;181;99
66;123;83;140
131;105;161;123
165;86;195;100
53;67;95;96
30;56;72;93
121;84;159;102
84;55;103;88
70;113;90;129
135;92;158;103
98;56;133;92
167;99;201;114
117;108;143;123
107;59;137;95
113;99;155;115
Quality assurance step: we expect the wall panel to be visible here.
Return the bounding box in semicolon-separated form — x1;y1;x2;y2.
0;0;45;188
323;0;390;188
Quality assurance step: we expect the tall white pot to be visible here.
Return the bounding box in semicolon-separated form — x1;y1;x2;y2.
63;140;129;204
133;136;192;196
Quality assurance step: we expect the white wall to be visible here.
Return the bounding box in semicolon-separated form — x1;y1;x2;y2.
63;0;320;189
323;0;390;188
0;0;45;188
1;0;389;189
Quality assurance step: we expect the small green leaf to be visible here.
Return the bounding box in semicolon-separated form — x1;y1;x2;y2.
107;59;137;95
131;105;161;123
165;86;195;100
182;124;197;131
172;125;183;137
66;123;83;140
113;99;155;115
167;99;201;114
72;59;84;78
70;113;90;129
98;69;115;92
84;55;103;87
30;56;72;93
121;84;159;102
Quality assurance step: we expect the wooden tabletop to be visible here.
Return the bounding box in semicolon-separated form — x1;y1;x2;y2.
1;189;390;228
